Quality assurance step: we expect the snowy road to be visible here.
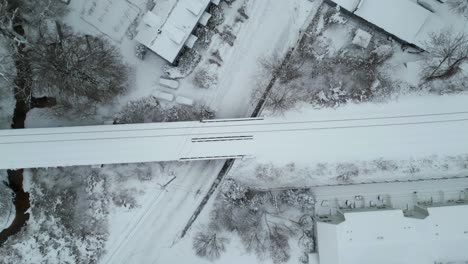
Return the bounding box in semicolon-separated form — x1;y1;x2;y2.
101;160;225;264
210;0;316;118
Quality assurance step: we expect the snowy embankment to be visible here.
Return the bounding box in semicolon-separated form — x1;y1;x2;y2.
254;93;468;164
233;92;468;188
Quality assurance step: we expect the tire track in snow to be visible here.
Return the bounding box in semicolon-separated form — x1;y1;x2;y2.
102;161;224;264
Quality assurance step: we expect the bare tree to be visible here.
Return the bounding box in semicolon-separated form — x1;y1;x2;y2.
297;214;315;261
0;181;13;225
0;0;28;48
253;53;305;114
0;52;15;91
0;0;69;124
193;226;229;261
259;55;302;84
164;103;215;122
266;84;301;113
193;68;217;89
217;183;296;264
422;29;468;80
115;96;215;124
239;208;294;264
12;0;68;22
268;226;291;264
115;96;163;124
0;0;67;47
209;180;319;263
28;27;130;116
448;0;468;18
256;83;304;114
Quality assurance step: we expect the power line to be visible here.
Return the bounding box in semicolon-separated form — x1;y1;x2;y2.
2;111;468;138
1;117;468;145
0;111;468;137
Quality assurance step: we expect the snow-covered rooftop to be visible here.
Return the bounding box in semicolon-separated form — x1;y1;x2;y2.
333;0;432;44
135;0;213;63
316;203;468;264
81;0;140;42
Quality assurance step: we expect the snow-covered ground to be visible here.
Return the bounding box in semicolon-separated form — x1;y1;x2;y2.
100;160;225;264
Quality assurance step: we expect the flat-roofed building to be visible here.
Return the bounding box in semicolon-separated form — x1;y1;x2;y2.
329;0;444;49
316;201;468;264
135;0;218;63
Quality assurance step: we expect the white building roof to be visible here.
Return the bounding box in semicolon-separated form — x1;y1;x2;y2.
332;0;432;44
81;0;140;42
135;0;212;63
316;204;468;264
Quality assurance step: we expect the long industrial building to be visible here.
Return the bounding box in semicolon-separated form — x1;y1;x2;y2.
316;201;468;264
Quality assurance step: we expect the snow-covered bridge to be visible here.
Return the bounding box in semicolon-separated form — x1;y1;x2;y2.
1;99;468;169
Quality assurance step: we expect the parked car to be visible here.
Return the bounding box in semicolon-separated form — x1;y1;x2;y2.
175;95;194;106
153;90;175;102
159;77;179;89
